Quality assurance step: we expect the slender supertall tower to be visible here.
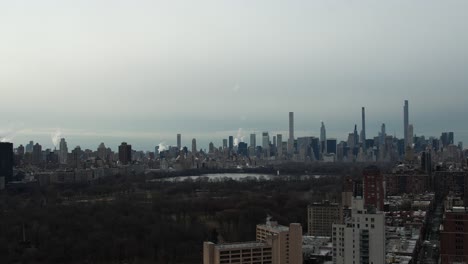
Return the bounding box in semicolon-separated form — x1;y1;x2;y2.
288;112;294;154
289;112;294;141
404;100;409;147
320;121;327;154
177;134;181;150
380;123;386;145
361;107;366;148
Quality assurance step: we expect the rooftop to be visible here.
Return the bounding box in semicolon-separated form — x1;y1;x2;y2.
215;242;269;250
257;220;290;232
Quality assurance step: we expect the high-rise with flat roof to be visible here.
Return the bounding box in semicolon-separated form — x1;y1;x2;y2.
192;138;197;153
229;136;234;150
177;134;181;150
404;100;409;148
118;142;132;165
203;220;302;264
276;134;283;158
59;138;68;165
307;200;342;236
361;107;366;148
32;143;42;165
332;198;386;264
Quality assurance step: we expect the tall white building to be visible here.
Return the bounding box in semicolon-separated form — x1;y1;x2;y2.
332;198;385;264
59;138;68;165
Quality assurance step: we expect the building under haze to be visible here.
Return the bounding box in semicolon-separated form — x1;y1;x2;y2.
229;136;234;150
118;142;132;165
320;121;327;154
32;143;42;165
288;112;294;155
177;134;181;150
404;100;409;148
59;138;68;165
192;138;197;154
277;134;283;158
250;133;256;149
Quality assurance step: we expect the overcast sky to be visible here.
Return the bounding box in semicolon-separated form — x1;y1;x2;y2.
1;0;468;151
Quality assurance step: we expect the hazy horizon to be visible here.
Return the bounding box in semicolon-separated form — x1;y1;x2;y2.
2;1;468;150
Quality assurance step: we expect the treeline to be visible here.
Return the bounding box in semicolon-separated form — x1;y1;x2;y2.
0;174;342;264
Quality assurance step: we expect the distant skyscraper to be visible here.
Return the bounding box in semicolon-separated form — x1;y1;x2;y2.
192;138;197;153
228;136;234;150
448;132;454;145
209;142;214;153
237;142;248;156
380;123;386;145
250;134;256;148
97;143;107;161
289;112;294;141
262;132;270;149
272;136;276;148
223;139;228;149
17;144;25;157
408;124;414;147
177;134;181;150
25;141;34;153
118;142;132;165
32;143;42;165
0;142;14;184
326;139;337;154
361;107;366;148
288;112;294;154
59;138;68;165
277;134;283;158
320;122;327;153
404;100;409;147
353;124;359;147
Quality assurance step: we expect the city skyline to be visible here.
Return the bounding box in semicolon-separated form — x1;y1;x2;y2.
1;1;468;150
1;101;463;152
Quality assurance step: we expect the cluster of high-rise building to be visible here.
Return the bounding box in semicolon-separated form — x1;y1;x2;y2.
201;100;465;165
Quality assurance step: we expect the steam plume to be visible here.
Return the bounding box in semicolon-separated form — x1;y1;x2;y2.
158;142;169;152
51;128;62;148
